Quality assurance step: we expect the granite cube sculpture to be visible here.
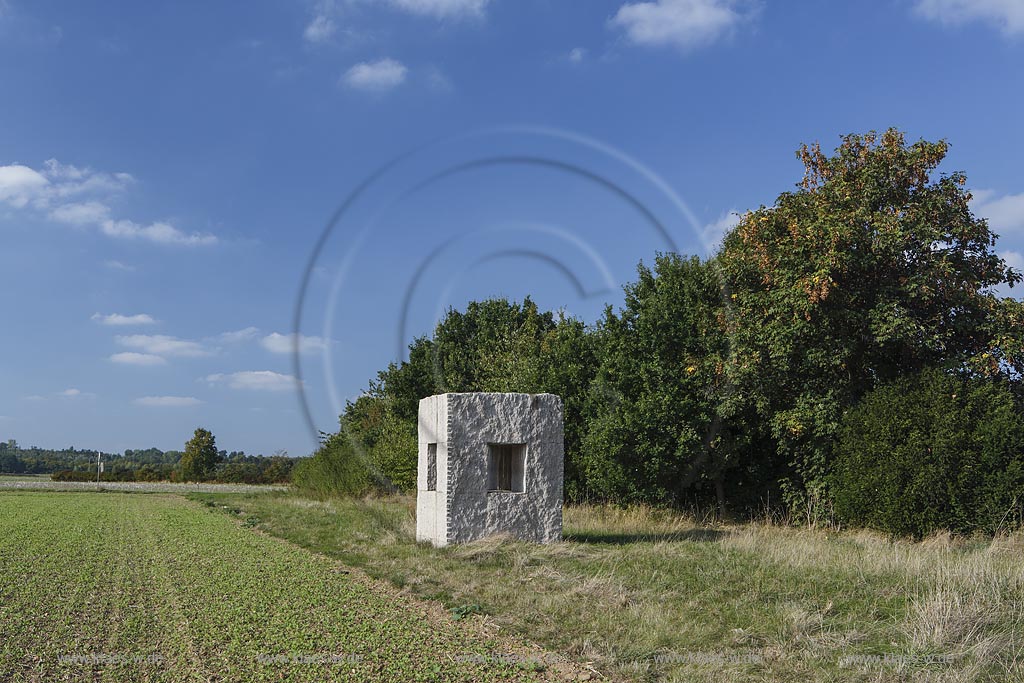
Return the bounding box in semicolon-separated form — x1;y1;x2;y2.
416;392;563;547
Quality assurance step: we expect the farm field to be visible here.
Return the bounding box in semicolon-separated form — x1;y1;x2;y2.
193;491;1024;683
0;475;287;494
0;491;572;682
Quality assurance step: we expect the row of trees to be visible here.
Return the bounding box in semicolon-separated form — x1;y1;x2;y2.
2;432;296;485
0;441;181;476
297;130;1024;535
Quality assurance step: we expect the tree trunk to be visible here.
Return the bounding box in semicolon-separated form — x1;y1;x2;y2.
714;474;725;521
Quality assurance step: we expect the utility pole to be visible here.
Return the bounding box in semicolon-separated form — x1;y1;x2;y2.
96;452;103;486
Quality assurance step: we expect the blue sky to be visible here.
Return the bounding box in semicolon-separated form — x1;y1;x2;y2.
2;0;1023;457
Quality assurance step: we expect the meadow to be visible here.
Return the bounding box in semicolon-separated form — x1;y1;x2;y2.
0;491;574;682
194;491;1024;683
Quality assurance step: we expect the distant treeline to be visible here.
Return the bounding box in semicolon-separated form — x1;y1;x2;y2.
0;440;297;484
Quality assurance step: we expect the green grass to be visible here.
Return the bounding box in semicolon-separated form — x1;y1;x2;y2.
189;491;1024;682
0;491;564;682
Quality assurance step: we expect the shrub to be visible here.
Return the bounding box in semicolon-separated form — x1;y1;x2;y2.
832;368;1024;537
291;432;375;498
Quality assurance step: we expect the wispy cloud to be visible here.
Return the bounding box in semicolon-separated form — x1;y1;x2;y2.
702;209;740;251
92;312;157;326
388;0;491;19
342;58;408;91
304;14;337;43
50;200;111;225
913;0;1024;35
611;0;756;52
103;260;136;272
260;332;329;354
57;388;96;399
972;189;1024;235
205;370;300;391
217;326;261;343
567;47;587;64
0;158;217;247
110;352;167;366
98;219;218;246
1001;250;1024;272
134;396;203;407
115;334;211;358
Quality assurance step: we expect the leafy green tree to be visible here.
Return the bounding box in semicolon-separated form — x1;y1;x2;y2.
335;297;596;495
717;129;1023;512
582;254;772;512
180;428;220;482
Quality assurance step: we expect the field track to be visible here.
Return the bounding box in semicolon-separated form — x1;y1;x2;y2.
0;492;556;682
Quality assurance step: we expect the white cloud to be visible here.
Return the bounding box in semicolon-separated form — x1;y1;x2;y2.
110;352;167;366
914;0;1024;35
115;334;210;358
134;396;203;407
611;0;754;51
40;159;134;197
57;388;95;399
205;370;300;392
0;159;216;247
388;0;490;19
702;209;740;250
1002;250;1024;271
972;189;1024;235
0;164;49;208
217;327;261;343
425;66;454;92
568;47;587;63
304;14;337;43
49;200;111;225
99;219;218;246
103;260;136;272
92;312;157;326
343;58;408;91
260;332;329;354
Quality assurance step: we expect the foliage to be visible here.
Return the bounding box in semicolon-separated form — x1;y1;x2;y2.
298;129;1024;534
179;428;220;482
291;431;376;498
833;369;1024;537
582;254;774;510
336;297;596;496
717;129;1023;510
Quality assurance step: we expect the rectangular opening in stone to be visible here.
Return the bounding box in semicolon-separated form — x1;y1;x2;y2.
426;443;437;491
487;443;525;493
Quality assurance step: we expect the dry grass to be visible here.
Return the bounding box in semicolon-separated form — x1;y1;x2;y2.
192;492;1024;682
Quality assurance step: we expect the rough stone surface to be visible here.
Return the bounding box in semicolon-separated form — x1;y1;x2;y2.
416;392;563;547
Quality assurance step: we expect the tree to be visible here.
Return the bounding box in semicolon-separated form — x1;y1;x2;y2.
581;254;772;512
337;297;593;494
180;428;219;482
717;129;1023;513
